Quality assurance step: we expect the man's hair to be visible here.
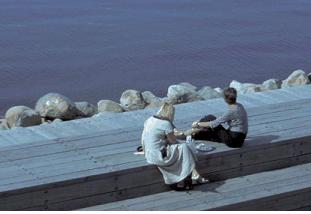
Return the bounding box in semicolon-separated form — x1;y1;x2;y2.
223;87;237;104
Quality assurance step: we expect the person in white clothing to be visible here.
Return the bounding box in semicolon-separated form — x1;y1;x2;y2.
141;102;207;190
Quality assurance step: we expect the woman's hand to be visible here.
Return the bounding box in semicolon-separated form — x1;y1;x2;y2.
167;132;178;144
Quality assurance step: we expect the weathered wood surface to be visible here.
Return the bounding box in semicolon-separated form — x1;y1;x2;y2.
82;163;311;211
0;100;310;189
0;86;311;210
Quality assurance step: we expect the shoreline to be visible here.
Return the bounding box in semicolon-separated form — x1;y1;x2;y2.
1;69;310;131
2;1;311;117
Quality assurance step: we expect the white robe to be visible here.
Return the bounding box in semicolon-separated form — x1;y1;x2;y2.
141;116;197;184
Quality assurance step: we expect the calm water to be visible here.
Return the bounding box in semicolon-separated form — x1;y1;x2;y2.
1;0;311;114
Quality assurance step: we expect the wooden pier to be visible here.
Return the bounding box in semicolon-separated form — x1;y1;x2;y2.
0;85;311;210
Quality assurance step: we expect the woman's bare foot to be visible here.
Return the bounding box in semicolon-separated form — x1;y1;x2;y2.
192;169;209;185
192;176;209;185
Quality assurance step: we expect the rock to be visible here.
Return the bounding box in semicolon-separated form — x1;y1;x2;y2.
229;80;267;94
145;96;174;109
35;93;79;120
52;118;63;123
75;101;98;117
41;118;48;123
308;72;311;82
142;91;159;104
0;119;8;130
197;86;222;100
144;99;164;109
92;112;118;118
262;79;281;90
281;69;310;88
120;90;146;111
146;101;164;109
243;84;267;93
178;82;197;91
5;106;41;128
214;87;224;94
98;100;124;113
167;85;203;104
229;80;242;92
161;97;172;103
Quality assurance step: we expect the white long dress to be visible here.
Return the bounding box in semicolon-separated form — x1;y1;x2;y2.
141;116;197;184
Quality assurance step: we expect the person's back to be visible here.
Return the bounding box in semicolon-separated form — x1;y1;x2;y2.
222;102;248;135
142;116;173;165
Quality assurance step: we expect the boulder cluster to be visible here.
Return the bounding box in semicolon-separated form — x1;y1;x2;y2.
0;69;310;131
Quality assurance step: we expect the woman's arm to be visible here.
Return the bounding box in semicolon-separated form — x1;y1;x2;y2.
209;110;233;128
166;132;178;144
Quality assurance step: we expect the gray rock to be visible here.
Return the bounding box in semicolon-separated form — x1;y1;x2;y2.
98;100;124;113
92;111;119;118
0;119;8;130
214;87;224;94
146;101;164;109
281;69;310;88
41;117;48;123
229;80;243;92
5;106;41;128
198;86;222;100
243;84;267;93
52;118;63;123
308;72;311;82
178;82;197;91
229;80;267;94
167;84;203;104
262;79;281;90
120;90;146;111
75;101;98;117
35;93;79;120
40;121;49;126
142;91;159;104
144;97;168;109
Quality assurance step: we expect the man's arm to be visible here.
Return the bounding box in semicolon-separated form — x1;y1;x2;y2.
193;110;233;129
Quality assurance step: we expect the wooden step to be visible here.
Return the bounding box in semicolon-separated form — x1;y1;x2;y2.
81;162;311;211
0;98;311;210
1;86;311;210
